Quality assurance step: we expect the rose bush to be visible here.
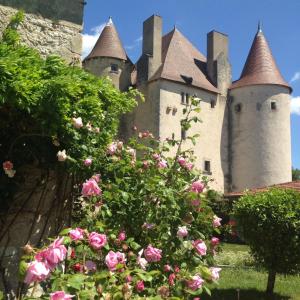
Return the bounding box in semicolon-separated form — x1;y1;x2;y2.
19;96;223;299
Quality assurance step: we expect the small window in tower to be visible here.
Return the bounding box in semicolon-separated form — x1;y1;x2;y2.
181;128;187;140
235;103;242;113
110;64;119;73
271;101;277;110
211;99;216;108
181;92;185;104
172;133;175;140
186;93;190;105
204;160;211;174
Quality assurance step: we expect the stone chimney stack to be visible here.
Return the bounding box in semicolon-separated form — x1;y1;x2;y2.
207;31;231;95
137;15;162;82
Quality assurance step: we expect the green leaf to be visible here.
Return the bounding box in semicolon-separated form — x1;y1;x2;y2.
67;274;86;290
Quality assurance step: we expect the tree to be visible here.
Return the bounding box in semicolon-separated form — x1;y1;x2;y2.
233;189;300;297
292;168;300;181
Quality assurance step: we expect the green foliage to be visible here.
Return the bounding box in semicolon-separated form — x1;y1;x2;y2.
292;168;300;181
1;10;24;45
233;188;300;275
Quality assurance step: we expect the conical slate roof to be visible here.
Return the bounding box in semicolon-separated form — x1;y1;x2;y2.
150;28;219;94
231;27;290;91
85;17;127;61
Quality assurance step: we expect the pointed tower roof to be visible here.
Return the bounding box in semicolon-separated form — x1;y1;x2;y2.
230;25;291;92
150;28;219;93
85;17;127;61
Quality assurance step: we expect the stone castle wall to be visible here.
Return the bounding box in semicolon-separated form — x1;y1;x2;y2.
0;0;84;63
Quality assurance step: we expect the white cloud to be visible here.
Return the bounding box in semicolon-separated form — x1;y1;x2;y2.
125;36;142;50
82;24;105;58
290;72;300;83
291;96;300;115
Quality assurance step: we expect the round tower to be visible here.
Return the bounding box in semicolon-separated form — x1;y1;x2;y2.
229;24;292;192
83;17;133;91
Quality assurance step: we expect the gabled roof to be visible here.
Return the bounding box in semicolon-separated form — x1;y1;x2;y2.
84;17;127;61
150;28;219;94
230;28;291;92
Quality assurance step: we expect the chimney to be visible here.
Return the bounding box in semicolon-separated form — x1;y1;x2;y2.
137;15;162;82
207;31;231;95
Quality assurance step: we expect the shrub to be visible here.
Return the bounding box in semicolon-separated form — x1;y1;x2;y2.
233;188;300;296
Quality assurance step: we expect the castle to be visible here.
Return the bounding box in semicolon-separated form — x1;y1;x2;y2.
83;15;292;193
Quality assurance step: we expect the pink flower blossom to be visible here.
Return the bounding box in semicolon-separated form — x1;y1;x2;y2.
118;231;126;241
105;250;126;271
164;264;171;272
35;238;67;269
144;245;162;262
89;232;107;250
152;153;160;160
107;143;117;155
136;280;145;292
213;215;222;228
210;267;222;281
57;150;67;162
126;275;132;283
191;180;204;193
211;237;220;247
81;178;101;197
137;249;148;270
50;291;74;300
168;273;176;286
177;226;188;238
85;260;97;272
69;228;84;241
84;158;92;166
3;161;13;170
24;261;50;284
142;160;150;169
193;240;207;256
157;159;167;169
191;199;201;207
186;275;204;291
92;174;101;183
177;156;186;167
185;162;194;171
72;117;83;129
127;148;136;158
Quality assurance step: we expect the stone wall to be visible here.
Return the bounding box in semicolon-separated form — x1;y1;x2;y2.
0;0;84;63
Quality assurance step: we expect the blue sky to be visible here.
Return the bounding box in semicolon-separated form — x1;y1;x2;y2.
82;0;300;168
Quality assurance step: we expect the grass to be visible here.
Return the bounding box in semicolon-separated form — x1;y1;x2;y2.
202;243;300;300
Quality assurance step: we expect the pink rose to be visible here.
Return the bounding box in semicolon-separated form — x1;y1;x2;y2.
136;280;145;292
107;143;117;155
72;117;83;129
164;264;171;272
177;226;188;238
186;275;204;291
24;261;50;284
92;174;101;183
137;249;148;270
126;275;132;282
191;199;201;207
152;153;160;160
81;178;101;197
213;215;222;228
185;162;194;171
191;180;204;193
50;291;74;300
168;273;176;286
69;228;84;241
157;159;167;169
105;250;126;271
144;245;162;262
193;240;207;256
118;231;126;241
35;238;67;269
210;267;221;281
3;161;13;170
84;158;92;166
177;156;186;167
142;160;150;169
211;237;220;247
89;232;107;250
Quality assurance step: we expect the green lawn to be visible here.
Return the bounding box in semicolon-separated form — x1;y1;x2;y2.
202;243;300;300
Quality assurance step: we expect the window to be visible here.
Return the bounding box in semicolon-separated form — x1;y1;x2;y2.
204;160;211;173
185;93;190;105
271;101;277;110
210;99;216;108
181;128;186;140
181;92;185;104
235;103;242;113
172;133;175;140
110;64;119;73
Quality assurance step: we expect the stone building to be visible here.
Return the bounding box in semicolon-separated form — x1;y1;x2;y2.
83;15;292;193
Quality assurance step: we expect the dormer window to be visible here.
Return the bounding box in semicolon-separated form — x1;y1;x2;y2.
271;101;277;110
235;103;242;113
110;64;119;73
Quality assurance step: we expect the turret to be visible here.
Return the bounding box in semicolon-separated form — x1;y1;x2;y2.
83;17;133;91
229;24;292;192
